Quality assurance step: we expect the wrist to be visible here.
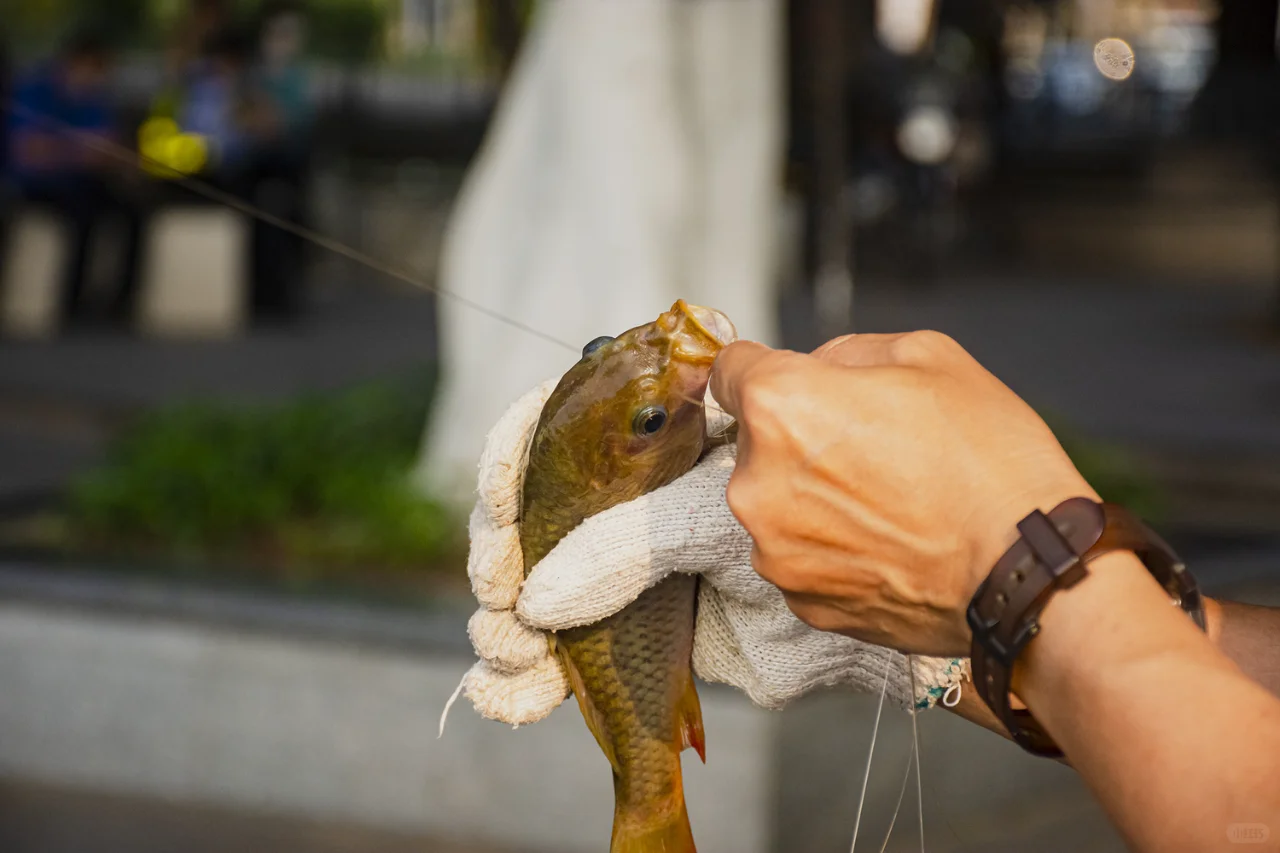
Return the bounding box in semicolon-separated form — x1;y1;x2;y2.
968;497;1205;757
1202;595;1224;646
1008;550;1153;702
965;471;1100;598
1010;548;1219;761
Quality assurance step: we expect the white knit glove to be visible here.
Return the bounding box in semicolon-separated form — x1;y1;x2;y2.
460;381;969;727
460;378;571;726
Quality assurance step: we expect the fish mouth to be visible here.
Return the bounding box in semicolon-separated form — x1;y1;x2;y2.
673;300;738;349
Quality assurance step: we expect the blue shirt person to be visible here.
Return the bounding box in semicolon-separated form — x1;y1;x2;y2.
174;26;258;176
5;35;115;194
3;31;146;327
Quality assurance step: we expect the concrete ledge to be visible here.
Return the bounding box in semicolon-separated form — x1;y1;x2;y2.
0;563;1172;852
0;776;510;853
0;574;775;853
0;562;474;656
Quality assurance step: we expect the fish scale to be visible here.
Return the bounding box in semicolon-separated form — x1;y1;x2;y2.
560;574;698;811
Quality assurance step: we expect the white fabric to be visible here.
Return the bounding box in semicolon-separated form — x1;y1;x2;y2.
415;0;784;504
462;381;969;726
463;378;569;726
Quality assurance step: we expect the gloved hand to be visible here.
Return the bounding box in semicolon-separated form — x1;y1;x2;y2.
460;380;968;727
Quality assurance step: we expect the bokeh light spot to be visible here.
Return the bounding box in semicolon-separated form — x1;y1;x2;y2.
1094;38;1135;81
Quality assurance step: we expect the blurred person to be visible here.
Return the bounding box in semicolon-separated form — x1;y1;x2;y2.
164;0;233;83
180;26;257;179
463;332;1280;853
4;29;147;326
149;0;233;130
167;19;312;323
243;0;315;319
253;0;313;145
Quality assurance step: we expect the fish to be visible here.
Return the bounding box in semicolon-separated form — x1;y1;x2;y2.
520;300;737;853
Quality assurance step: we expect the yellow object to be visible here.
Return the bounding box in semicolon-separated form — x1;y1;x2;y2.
137;117;208;178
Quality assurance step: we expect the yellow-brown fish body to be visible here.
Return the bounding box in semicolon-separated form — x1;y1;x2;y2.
520;301;735;853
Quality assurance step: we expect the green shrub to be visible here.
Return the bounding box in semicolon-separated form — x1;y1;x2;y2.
62;372;1157;582
305;0;389;63
1050;419;1164;523
67;370;461;572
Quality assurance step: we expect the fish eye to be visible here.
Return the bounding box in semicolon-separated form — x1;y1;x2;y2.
633;406;668;436
582;336;615;357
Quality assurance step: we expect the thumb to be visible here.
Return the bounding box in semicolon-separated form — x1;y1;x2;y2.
517;446;739;631
709;341;779;421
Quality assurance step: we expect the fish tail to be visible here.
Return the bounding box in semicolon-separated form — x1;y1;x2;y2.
610;797;696;853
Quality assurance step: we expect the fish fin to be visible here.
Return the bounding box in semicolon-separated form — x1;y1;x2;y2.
677;676;706;763
557;645;621;774
612;800;696;853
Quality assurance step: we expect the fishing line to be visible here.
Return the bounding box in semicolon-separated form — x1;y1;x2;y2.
851;652;928;853
7;98;743;432
875;724;916;853
909;656;925;852
4;100;581;354
850;650;891;853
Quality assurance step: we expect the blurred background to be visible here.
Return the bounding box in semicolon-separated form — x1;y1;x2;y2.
1;0;1278;851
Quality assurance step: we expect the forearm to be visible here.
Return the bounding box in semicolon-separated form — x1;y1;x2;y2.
953;597;1280;743
1013;553;1280;852
1206;597;1280;697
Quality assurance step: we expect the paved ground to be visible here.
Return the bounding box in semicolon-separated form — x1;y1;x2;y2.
0;778;518;853
0;281;438;507
851;276;1280;458
4;269;1280;527
0;285;438;412
836;274;1280;534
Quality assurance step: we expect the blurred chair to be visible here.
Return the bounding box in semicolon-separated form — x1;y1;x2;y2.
0;208;69;339
137;204;247;338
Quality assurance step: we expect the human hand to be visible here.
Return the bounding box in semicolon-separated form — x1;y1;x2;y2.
460;379;967;726
709;332;1097;658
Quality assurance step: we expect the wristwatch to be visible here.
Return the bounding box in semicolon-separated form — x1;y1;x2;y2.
966;497;1205;758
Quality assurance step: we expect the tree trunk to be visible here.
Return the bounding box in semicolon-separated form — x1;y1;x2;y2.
415;0;784;503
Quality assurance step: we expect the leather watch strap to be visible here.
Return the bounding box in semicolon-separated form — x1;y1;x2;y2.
967;497;1205;758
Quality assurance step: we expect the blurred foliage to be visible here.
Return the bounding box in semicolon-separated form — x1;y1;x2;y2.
6;0;389;62
307;0;388;62
67;371;463;574
472;0;535;75
1051;418;1164;523
46;363;1159;580
6;0;150;51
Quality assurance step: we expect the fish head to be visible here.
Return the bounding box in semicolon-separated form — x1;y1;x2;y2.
526;301;737;514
